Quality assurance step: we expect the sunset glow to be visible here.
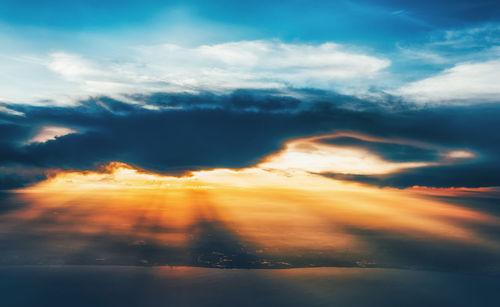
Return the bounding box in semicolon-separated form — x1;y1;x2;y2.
6;134;497;268
1;1;500;305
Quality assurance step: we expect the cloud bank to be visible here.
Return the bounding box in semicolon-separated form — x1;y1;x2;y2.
1;91;499;190
3;32;500;107
1;41;390;106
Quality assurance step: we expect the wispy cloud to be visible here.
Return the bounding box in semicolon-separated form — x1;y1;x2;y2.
395;24;500;66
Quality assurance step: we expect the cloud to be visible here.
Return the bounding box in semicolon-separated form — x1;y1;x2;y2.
394;59;500;104
0;91;499;189
27;126;78;144
438;24;500;49
390;24;500;94
0;105;24;117
259;135;437;175
396;24;500;65
1;41;390;106
47;53;106;81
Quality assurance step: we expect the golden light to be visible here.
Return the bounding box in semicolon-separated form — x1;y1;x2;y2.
258;137;434;175
3;133;498;268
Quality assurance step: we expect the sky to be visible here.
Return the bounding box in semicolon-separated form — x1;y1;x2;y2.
0;2;500;304
0;0;499;192
1;0;500;106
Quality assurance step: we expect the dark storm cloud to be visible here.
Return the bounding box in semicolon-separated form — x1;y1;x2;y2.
0;91;499;189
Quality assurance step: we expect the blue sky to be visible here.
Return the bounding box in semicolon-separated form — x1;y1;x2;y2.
1;0;500;106
2;1;498;43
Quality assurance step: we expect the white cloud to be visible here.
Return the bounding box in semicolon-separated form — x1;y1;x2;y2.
394;59;500;104
0;40;390;106
47;53;107;81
